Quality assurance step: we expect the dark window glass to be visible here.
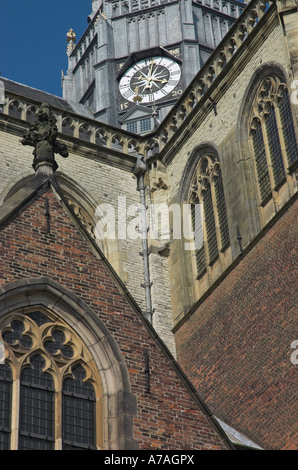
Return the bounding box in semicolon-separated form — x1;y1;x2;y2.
140;117;152;133
127;121;138;133
0;364;12;450
62;364;96;450
204;181;218;264
25;311;52;327
278;89;298;167
2;319;32;349
252;121;271;203
265;106;286;187
214;170;230;250
44;329;73;358
19;355;55;450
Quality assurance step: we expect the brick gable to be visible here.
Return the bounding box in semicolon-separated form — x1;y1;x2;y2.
0;181;231;450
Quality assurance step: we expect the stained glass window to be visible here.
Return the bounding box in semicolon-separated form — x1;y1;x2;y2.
252;120;271;203
0;310;101;450
265;106;285;187
189;155;230;279
19;355;55;450
62;365;96;450
250;76;297;203
278;88;298;167
214;170;230;250
204;180;218;264
0;364;12;450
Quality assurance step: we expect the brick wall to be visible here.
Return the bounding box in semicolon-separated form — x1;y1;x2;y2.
175;196;298;450
0;183;228;450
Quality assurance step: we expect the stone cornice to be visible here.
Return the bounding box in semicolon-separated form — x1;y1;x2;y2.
0;111;137;173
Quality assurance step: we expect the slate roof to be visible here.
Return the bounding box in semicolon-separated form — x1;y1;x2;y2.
1;77;94;119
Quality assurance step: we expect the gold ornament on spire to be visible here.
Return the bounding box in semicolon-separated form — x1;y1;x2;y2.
66;28;76;55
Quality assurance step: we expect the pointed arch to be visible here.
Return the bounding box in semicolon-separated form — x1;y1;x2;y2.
0;277;137;450
179;144;230;281
237;63;298;206
179;142;220;203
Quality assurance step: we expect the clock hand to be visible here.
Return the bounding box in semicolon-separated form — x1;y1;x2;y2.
144;59;156;89
148;59;155;79
152;78;167;83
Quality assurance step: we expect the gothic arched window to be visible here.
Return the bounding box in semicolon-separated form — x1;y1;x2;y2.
0;309;102;450
250;76;298;205
189;154;230;278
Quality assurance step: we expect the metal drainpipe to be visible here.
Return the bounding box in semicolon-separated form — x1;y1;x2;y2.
134;154;153;324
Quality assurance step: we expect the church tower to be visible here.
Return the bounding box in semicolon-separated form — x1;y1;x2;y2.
62;0;245;132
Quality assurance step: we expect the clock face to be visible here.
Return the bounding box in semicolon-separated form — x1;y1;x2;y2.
119;56;181;104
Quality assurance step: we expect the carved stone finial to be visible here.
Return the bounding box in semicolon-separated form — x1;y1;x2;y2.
21;103;68;175
66;28;76;55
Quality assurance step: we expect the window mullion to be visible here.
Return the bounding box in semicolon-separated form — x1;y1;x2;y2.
55;387;62;450
10;376;20;450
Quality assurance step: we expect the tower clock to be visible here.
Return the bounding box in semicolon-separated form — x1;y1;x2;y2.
63;0;245;130
119;56;181;104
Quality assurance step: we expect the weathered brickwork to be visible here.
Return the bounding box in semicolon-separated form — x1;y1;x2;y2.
0;1;297;451
0;185;229;450
175;196;298;450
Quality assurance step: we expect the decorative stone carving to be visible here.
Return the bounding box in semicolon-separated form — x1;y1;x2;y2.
134;153;147;176
66;28;76;55
21;103;68;174
149;159;169;192
65;197;97;240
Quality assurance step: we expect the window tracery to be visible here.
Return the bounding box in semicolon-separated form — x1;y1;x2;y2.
189;154;230;278
250;76;298;204
0;309;102;450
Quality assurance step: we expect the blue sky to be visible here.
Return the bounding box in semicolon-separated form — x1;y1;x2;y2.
0;1;92;97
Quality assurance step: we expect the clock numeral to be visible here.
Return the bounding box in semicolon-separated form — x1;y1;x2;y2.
132;64;141;73
120;102;129;111
160;88;168;96
172;89;183;97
